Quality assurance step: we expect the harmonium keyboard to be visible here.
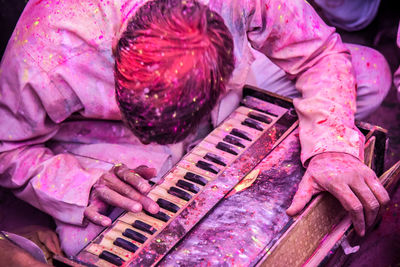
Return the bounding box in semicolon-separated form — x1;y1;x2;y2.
54;85;399;267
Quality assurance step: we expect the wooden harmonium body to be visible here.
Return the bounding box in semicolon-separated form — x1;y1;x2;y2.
56;86;392;267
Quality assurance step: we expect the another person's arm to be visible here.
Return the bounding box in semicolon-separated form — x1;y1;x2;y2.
0;238;48;267
0;226;62;267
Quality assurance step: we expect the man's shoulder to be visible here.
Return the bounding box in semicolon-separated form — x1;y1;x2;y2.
8;0;126;72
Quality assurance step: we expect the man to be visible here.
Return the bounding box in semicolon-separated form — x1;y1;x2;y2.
0;0;390;257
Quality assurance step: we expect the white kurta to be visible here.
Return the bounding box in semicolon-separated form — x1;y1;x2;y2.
0;0;369;254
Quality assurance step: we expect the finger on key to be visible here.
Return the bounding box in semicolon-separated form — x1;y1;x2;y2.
350;181;380;228
133;165;157;180
139;195;160;214
114;165;154;194
328;185;366;236
104;174;159;213
84;205;112;226
102;172;145;200
113;163;156;180
364;172;390;206
95;185;143;213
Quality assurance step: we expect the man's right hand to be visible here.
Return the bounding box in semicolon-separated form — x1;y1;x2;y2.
84;164;160;226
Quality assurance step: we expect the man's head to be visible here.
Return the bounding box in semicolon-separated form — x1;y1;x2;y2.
114;0;234;145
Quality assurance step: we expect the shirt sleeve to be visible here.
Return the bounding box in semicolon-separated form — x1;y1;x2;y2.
0;37;104;226
246;0;365;165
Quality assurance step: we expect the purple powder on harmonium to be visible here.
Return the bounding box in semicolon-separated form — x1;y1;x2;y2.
159;130;305;266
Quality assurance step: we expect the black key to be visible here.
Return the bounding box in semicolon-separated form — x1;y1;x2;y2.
168;186;192;201
204;152;227;166
242;118;264;131
177;179;200;194
230;128;252;141
144;210;171;222
223;135;246;148
123;229;147;243
132;220;157;235
157;198;180;213
196;160;220;174
99;251;124;266
184;172;208;186
248;111;272;124
113;237;138;253
148;180;155;186
216;142;239;155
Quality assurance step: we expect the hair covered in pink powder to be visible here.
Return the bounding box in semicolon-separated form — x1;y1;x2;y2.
114;0;235;144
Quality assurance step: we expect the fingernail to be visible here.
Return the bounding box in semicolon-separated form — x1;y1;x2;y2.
132;204;142;212
140;183;150;193
286;206;294;215
150;168;157;177
82;219;89;228
150;203;159;214
101;218;111;226
113;163;123;172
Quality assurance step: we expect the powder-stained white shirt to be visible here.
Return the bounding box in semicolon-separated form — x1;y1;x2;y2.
0;0;363;226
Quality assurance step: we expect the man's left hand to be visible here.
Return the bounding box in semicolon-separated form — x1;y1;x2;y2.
286;152;390;236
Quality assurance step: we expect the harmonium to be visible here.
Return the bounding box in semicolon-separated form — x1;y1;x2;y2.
54;85;400;267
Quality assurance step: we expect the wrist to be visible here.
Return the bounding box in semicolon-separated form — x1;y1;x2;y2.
310;151;361;162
